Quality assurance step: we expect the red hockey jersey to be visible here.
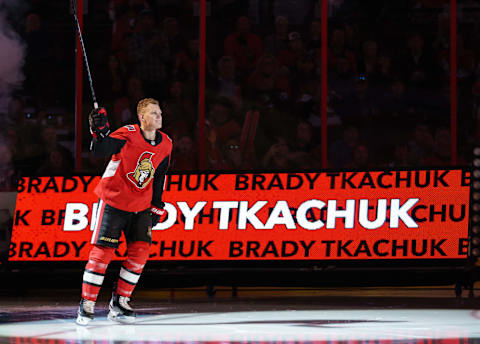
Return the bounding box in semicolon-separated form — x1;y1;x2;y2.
94;124;172;212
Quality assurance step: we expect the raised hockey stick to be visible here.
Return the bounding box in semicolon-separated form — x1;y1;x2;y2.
71;0;98;109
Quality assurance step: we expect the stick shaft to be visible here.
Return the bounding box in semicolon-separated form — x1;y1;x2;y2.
72;1;97;108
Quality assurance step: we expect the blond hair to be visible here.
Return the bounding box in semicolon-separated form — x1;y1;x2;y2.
137;98;159;119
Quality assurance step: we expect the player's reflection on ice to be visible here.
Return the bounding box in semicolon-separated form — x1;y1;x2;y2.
6;337;476;344
1;309;480;343
75;322;137;340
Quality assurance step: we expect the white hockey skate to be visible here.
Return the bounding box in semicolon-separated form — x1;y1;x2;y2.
108;292;136;324
76;298;95;325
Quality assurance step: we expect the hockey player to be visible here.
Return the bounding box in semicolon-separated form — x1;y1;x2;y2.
76;98;172;325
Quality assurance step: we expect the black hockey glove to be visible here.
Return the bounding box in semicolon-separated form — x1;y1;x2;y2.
89;107;111;138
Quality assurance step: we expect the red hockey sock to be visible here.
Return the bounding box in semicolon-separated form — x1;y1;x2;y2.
81;245;115;301
116;241;150;297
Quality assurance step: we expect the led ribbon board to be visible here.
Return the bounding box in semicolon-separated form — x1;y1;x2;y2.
9;170;470;261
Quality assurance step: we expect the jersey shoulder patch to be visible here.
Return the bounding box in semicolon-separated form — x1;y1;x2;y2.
124;125;136;132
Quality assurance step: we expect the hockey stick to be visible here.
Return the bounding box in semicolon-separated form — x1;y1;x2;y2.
71;0;98;109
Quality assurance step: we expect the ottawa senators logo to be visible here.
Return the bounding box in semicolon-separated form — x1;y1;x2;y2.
126;152;155;189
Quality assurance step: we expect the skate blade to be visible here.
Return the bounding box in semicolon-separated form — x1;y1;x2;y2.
108;311;136;324
76;314;93;326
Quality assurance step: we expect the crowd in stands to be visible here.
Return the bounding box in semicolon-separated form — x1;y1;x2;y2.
1;0;480;191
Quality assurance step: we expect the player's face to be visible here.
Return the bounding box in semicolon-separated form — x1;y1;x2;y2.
141;104;162;130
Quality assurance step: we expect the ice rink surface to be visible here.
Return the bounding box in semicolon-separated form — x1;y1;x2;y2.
1;288;480;343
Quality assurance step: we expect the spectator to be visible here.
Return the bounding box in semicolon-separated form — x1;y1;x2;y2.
433;11;449;59
334;76;377;119
400;32;439;90
23;13;51;102
298;82;321;126
289;151;314;169
113;77;145;127
379;78;412;119
109;53;128;97
222;138;243;170
174;37;212;83
456;34;475;84
289;120;316;154
158;102;188;141
357;40;379;79
408;124;435;164
376;52;394;88
163;17;186;55
412;0;448;9
129;9;170;98
343;21;361;53
310;143;326;169
326;27;356;75
164;80;195;134
203;122;224;170
278;31;307;71
305;18;322;54
291;54;318;102
206;97;242;147
8;99;45;171
38;126;74;173
329;125;360;168
421;127;453;165
273;0;313;26
13;0;477;173
37;149;74;176
262;137;294;170
224;16;263;77
264;16;289;55
116;32;135;68
388;142;411;167
247;54;290;107
347;144;370;169
98;54;127;103
171;135;198;171
110;1;136;52
223;137;256;170
0;141;17;191
4;127;26;165
329;56;356;99
287;121;317;169
209;56;242;108
7;96;25;126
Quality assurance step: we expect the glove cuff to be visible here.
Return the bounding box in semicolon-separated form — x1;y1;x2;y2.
90;127;98;139
151;206;164;215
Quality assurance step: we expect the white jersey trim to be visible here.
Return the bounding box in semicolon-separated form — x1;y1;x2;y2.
90;199;104;245
102;159;121;178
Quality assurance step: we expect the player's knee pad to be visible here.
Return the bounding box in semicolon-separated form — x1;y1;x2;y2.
89;244;115;266
126;241;150;264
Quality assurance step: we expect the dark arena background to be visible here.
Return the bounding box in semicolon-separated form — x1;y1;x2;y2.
2;0;480;342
